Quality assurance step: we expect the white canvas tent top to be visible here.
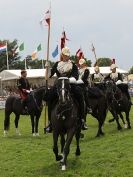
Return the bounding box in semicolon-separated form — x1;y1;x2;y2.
0;67;128;81
89;67;128;74
0;69;47;81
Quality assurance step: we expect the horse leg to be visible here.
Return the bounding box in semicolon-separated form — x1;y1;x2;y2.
119;113;127;128
60;134;65;154
125;111;131;129
111;111;122;130
53;131;62;161
30;115;35;136
60;127;75;170
75;127;81;156
35;115;40;136
4;110;11;136
15;114;21;135
96;118;105;137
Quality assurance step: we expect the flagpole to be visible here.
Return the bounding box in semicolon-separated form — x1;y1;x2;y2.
6;42;9;70
44;8;51;134
92;43;97;61
25;58;27;70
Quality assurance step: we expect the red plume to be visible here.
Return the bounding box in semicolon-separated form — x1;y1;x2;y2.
112;58;115;64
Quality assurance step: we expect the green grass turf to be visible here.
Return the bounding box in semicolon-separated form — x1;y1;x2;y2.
0;104;133;177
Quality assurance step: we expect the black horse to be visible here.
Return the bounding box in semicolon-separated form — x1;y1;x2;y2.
50;77;81;170
86;84;110;137
106;80;132;130
4;86;46;136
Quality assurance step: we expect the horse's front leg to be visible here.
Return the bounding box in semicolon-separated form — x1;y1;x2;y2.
30;115;35;136
60;134;65;154
53;131;62;161
60;127;75;170
35;114;40;136
15;114;21;135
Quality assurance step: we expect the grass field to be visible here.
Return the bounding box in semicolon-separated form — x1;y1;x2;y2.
0;105;133;177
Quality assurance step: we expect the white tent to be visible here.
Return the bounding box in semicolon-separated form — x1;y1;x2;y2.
0;69;47;81
88;67;128;74
0;67;128;81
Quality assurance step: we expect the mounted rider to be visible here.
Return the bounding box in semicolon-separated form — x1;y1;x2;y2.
45;47;86;133
77;58;92;116
91;65;104;85
17;70;30;114
105;60;132;104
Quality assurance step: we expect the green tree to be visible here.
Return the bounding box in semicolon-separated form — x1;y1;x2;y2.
0;39;20;71
129;66;133;74
96;58;112;66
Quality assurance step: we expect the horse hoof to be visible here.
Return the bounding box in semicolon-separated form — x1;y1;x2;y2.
36;133;40;136
124;124;128;129
33;133;36;137
61;165;66;171
75;149;80;156
3;131;7;137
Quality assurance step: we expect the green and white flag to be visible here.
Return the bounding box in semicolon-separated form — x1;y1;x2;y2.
19;42;24;51
37;44;42;52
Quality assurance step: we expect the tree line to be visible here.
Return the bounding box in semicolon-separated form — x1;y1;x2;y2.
0;39;133;73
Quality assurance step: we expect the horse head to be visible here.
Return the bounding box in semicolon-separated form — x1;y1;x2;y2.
56;77;71;105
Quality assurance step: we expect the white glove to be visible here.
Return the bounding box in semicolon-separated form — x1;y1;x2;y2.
77;79;84;84
69;77;77;84
116;80;122;85
26;90;30;93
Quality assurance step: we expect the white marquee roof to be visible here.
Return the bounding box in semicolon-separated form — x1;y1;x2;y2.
0;67;128;81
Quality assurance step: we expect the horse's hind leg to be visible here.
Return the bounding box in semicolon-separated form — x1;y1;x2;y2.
53;131;62;161
75;127;81;156
15;114;21;135
111;111;122;130
35;115;40;136
4;110;11;136
30;115;35;136
125;111;131;129
119;113;127;128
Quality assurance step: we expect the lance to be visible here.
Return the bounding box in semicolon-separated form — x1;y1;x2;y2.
44;8;51;134
91;43;97;62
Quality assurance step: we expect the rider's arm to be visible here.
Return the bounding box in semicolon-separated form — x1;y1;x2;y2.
71;63;79;80
49;62;58;78
82;69;90;84
118;73;123;81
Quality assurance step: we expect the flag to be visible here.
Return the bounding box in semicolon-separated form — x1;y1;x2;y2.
45;10;51;26
52;45;58;58
0;44;7;53
31;50;37;60
60;30;69;50
19;43;24;51
112;58;115;64
91;43;95;52
76;48;84;59
37;44;42;51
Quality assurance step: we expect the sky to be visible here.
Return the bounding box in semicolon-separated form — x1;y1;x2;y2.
0;0;133;70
